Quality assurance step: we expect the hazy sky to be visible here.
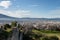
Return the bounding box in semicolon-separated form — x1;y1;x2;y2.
0;0;60;18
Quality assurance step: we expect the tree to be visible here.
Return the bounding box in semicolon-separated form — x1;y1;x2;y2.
4;26;7;30
0;29;9;40
18;24;22;28
11;21;17;27
4;24;11;28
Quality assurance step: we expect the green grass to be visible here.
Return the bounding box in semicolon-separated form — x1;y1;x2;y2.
5;28;12;32
39;30;60;33
32;29;60;39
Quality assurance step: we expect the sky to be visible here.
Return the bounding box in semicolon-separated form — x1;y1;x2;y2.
0;0;60;18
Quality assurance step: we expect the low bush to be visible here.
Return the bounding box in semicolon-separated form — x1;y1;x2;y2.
41;36;59;40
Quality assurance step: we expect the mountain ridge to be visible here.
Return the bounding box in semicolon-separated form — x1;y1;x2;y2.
0;14;17;19
0;14;60;21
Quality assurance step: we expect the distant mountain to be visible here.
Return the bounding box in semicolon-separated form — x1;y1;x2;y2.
0;14;60;21
0;14;15;18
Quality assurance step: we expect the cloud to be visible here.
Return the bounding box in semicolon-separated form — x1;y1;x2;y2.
30;4;40;7
50;9;60;14
48;9;60;18
31;5;39;6
0;10;31;18
0;1;11;9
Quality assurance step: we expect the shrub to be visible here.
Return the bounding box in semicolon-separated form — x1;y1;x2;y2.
49;36;59;40
11;21;17;27
4;24;11;28
42;36;59;40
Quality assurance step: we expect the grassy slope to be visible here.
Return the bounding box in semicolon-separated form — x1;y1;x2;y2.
32;29;60;39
